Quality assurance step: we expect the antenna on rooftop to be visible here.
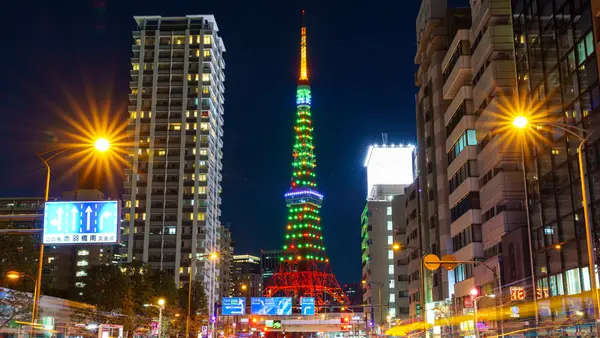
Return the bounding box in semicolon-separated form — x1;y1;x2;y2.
382;133;388;145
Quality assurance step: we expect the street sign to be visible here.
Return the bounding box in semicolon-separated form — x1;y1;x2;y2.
300;297;315;315
510;287;525;301
440;254;458;270
463;297;474;308
510;306;520;318
272;320;282;329
43;200;119;245
222;297;246;315
251;297;292;315
423;254;441;271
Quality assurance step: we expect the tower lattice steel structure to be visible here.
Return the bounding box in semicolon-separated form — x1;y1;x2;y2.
264;12;349;307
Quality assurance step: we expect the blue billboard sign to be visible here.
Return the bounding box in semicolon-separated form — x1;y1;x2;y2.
251;297;292;315
222;297;246;315
300;297;315;315
43;201;119;245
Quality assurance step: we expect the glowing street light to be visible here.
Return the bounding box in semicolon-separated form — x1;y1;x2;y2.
512;115;528;129
241;284;248;291
94;138;111;152
392;243;401;251
209;252;218;260
6;271;22;280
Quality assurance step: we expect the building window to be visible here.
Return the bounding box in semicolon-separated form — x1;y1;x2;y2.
204;50;211;57
203;35;212;44
387;236;393;245
77;260;88;267
167;227;176;235
77;250;89;256
200;123;209;130
76;270;87;277
389;264;394;274
388;250;394;259
202;87;209;94
454;263;472;283
450;192;480;222
389;294;395;303
387;221;393;230
447;130;477;165
566;268;581;295
199;174;207;181
202;74;210;82
197;213;205;221
387;207;392;215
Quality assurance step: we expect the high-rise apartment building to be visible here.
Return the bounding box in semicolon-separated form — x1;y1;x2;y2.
361;144;413;326
414;1;472;323
123;15;226;319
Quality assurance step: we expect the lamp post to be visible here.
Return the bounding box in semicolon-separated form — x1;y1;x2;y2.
144;298;166;338
471;288;495;338
186;252;219;338
32;137;111;329
362;279;383;327
5;271;36;322
513;116;599;329
393;243;428;323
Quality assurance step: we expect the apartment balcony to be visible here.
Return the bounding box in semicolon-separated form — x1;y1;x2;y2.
443;55;472;100
449;177;479;207
444;86;473;125
476;134;521;171
471;0;511;32
472;60;516;109
447;146;477;176
482;209;526;248
479;170;524;210
450;209;481;234
454;242;483;262
446;115;477;150
471;25;513;72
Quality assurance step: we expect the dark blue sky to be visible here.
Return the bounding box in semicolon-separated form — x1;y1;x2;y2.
0;0;467;284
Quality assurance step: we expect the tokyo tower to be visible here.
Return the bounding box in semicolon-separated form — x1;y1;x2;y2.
264;11;349;307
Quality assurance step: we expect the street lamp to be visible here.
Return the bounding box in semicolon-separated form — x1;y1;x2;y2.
362;279;384;327
31;138;111;329
186;252;219;338
393;243;428;323
144;298;166;338
513;115;599;328
5;271;36;322
471;288;495;338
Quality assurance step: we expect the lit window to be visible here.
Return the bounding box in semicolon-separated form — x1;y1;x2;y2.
131;111;137;119
551;149;560;155
198;186;206;194
202;74;210;82
190;213;194;220
77;250;89;256
200;149;208;156
566;268;581;295
388;250;394;259
75;282;86;288
389;308;396;317
142;213;146;220
199;174;207;181
189;35;193;44
188;74;192;81
167;227;176;235
204;35;212;44
125;201;131;208
186;111;191;117
192;148;196;155
389;294;395;303
136;39;141;46
389;264;394;274
197;213;206;221
196;35;200;44
195;74;199;81
135;200;140;207
200;123;209;131
179;267;184;274
387;207;392;215
389;280;395;289
158;150;166;156
132;63;140;70
76;270;87;277
204;50;211;57
48;257;55;264
387;236;393;245
387;221;393;230
199;160;206;167
77;260;89;267
170;123;181;131
202;87;209;94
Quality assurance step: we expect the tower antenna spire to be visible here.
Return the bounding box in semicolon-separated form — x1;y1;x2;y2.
299;10;308;83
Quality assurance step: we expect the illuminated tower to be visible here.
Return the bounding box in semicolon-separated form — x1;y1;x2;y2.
265;12;348;307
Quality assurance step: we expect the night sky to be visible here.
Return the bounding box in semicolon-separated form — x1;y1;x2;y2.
0;0;468;284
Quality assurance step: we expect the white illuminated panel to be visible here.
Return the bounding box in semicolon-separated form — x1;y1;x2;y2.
364;144;414;196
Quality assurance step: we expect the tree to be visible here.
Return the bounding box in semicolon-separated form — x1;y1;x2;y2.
179;281;209;337
0;288;33;329
150;269;179;304
81;264;129;311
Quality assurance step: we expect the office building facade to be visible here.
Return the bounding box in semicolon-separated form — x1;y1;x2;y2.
123;15;226;319
231;254;262;300
512;0;600;328
260;249;284;286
